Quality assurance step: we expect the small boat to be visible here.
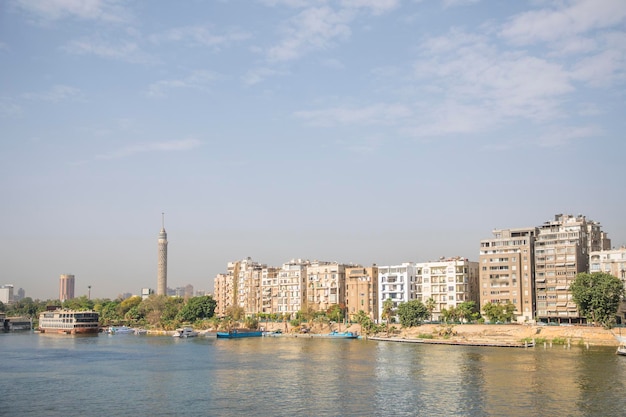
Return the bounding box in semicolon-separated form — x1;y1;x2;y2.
108;326;135;335
134;328;147;335
172;327;199;338
216;329;263;338
617;344;626;356
318;331;359;339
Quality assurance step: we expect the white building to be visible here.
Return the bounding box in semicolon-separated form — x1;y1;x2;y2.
378;263;416;321
277;259;309;318
415;257;479;321
0;285;14;304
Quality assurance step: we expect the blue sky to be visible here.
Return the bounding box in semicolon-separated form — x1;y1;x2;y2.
1;0;625;301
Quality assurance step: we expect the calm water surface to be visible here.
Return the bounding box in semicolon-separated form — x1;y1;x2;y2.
1;332;625;416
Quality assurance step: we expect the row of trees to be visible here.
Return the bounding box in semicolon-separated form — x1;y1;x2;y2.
0;295;217;330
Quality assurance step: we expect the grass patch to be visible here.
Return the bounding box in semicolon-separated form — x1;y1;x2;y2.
418;333;434;339
551;337;567;345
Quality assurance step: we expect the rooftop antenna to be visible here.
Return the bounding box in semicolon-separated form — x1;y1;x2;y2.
162;212;165;229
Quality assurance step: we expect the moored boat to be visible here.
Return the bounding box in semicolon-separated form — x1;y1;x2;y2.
216;329;263;338
38;309;100;335
318;331;359;339
173;327;199;338
107;325;135;334
617;345;626;356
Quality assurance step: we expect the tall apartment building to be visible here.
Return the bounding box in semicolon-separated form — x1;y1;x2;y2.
59;274;75;302
277;259;309;318
416;257;479;321
306;261;346;313
589;246;626;323
236;258;264;316
378;263;416;321
261;266;280;315
213;273;233;317
345;265;379;321
479;228;536;323
535;214;610;323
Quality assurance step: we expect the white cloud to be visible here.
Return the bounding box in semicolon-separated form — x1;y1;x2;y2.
294;103;411;127
149;26;250;50
0;98;22;118
535;125;603;147
14;0;130;23
442;0;480;9
96;138;203;160
147;71;218;98
21;84;83;102
242;67;288;85
500;0;626;45
63;38;153;64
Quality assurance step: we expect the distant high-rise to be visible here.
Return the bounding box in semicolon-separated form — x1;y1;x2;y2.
157;213;168;296
59;274;75;302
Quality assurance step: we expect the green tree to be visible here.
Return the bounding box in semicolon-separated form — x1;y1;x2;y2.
425;297;436;322
381;299;395;336
175;296;217;323
441;306;458;323
397;299;429;327
456;301;477;324
354;310;375;336
570;272;625;327
327;304;344;326
482;302;503;323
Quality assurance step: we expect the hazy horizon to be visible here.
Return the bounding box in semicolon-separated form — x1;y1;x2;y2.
2;0;625;300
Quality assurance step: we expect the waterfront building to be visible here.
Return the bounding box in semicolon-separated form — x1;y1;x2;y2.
261;266;280;315
415;257;479;321
378;263;416;321
589;246;626;323
306;261;347;313
236;258;264;316
479;228;537;323
213;273;233;318
59;274;75;302
0;284;14;304
157;214;168;296
345;265;379;321
277;259;309;318
534;214;610;324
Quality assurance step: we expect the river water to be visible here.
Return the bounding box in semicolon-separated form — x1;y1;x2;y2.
1;332;625;417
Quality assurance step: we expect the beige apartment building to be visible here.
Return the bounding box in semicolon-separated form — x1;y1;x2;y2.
213;273;233;318
277;259;309;318
589;246;626;323
416;257;479;321
345;265;378;321
306;261;346;313
236;258;264;316
479;228;536;323
535;214;610;324
261;266;280;315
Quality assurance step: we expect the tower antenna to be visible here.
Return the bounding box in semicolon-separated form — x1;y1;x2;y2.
162;212;165;229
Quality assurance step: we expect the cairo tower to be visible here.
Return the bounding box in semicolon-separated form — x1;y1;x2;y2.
157;213;168;296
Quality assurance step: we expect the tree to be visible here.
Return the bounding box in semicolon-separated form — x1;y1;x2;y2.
381;299;395;336
482;301;516;323
175;296;217;323
397;300;429;327
456;301;477;324
425;297;436;322
354;310;375;336
570;272;625;327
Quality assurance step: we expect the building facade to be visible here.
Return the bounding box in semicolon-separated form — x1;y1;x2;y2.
213;273;233;318
306;261;346;313
0;285;14;304
479;228;537;323
534;214;610;323
157;215;168;296
277;259;309;318
378;263;416;321
416;257;479;321
59;274;75;302
345;265;379;321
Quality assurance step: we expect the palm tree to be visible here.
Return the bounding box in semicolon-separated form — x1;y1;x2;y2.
425;297;436;322
382;299;395;337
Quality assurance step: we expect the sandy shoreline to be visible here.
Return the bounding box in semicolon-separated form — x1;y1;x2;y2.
259;322;623;347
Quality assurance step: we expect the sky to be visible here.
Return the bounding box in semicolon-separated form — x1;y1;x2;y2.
1;0;625;301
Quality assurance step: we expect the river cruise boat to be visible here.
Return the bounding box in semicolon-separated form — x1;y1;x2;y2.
38;309;100;334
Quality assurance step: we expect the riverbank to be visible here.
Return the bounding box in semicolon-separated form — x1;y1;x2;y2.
260;322;622;346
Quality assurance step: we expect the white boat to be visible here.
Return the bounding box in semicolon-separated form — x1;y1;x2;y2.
173;327;199;338
38;309;99;335
108;326;135;334
617;345;626;356
134;328;147;335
